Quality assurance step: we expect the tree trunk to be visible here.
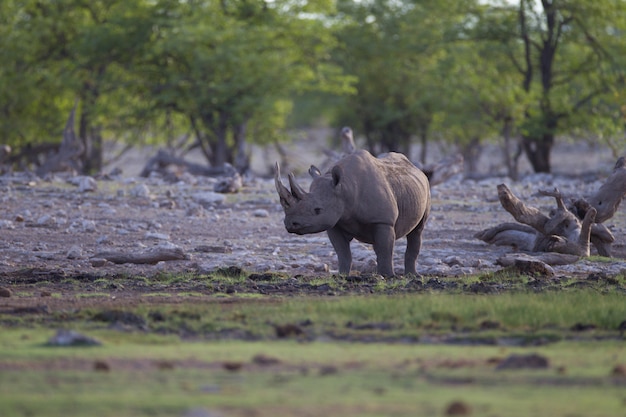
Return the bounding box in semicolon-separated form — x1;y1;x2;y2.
521;132;553;173
502;117;521;180
233;122;249;173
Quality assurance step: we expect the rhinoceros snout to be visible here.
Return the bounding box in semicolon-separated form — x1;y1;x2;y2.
285;219;304;234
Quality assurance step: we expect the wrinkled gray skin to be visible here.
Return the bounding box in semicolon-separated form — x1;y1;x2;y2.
275;150;431;277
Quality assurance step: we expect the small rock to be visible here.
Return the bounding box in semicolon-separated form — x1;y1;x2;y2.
78;176;98;192
94;360;110;372
445;400;471;416
37;214;56;226
319;365;338;376
253;209;269;218
0;220;14;229
0;287;12;297
251;354;282;366
192;191;225;207
145;232;170;241
130;184;151;198
90;258;108;267
46;329;102;346
222;361;243;372
611;364;626;377
67;245;83;259
214;173;242;193
274;323;303;338
40;291;52;297
496;353;549;370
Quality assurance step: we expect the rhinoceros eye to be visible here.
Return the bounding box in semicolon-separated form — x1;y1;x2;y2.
314;208;322;215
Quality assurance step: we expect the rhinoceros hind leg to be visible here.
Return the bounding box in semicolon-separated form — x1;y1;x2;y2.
404;217;427;276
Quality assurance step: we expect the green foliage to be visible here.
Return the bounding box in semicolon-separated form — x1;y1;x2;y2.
1;0;625;172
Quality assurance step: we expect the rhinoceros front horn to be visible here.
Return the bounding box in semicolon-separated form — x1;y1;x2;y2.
275;162;296;208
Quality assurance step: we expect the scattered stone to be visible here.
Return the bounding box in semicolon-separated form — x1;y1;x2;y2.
67;245;83;259
611;364;626;377
195;245;232;254
129;183;151;198
274;323;303;338
0;287;12;297
77;176;98;192
36;214;56;226
90;258;108;267
46;329;102;346
222;361;243;372
251;354;281;366
155;360;175;370
214;173;242;193
570;323;597;332
253;209;269;218
479;320;501;330
94;360;110;372
145;232;170;241
445;400;471;416
496;353;549;370
0;220;15;229
510;259;554;277
319;365;338;376
14;214;24;222
92;310;147;328
192;191;225;207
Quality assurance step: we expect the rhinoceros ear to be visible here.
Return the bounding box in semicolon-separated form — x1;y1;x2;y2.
308;165;322;178
331;165;343;187
274;162;295;208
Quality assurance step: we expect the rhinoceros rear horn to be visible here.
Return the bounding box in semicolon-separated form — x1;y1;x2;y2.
288;173;307;200
274;162;295;208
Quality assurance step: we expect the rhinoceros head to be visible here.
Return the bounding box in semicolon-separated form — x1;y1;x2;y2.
274;162;344;235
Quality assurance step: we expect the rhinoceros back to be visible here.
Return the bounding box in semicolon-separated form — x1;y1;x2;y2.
332;150;430;239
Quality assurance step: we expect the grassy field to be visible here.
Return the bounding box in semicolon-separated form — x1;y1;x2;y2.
1;288;625;417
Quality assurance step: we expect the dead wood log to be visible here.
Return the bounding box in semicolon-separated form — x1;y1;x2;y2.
573;156;626;223
496;253;580;267
417;153;464;186
140;149;236;178
479;184;607;258
474;223;537;251
93;247;188;265
497;184;550;234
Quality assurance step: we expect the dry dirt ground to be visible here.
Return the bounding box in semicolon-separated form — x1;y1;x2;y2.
1;141;626;311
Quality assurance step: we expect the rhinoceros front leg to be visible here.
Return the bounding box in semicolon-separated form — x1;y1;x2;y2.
372;224;396;277
327;227;353;275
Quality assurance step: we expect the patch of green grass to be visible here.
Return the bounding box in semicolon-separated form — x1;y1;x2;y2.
0;335;624;417
76;293;112;299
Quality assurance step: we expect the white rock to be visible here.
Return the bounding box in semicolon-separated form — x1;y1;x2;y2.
145;232;170;241
78;176;98;192
130;184;151;198
253;209;269;218
192;192;226;206
67;246;83;259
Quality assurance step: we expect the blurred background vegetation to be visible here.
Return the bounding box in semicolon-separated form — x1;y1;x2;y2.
0;0;624;176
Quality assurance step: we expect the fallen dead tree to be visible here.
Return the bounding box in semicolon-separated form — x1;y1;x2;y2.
92;247;188;265
476;157;626;264
140;149;237;178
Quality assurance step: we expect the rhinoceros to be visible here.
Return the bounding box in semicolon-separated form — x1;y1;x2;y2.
274;149;431;277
